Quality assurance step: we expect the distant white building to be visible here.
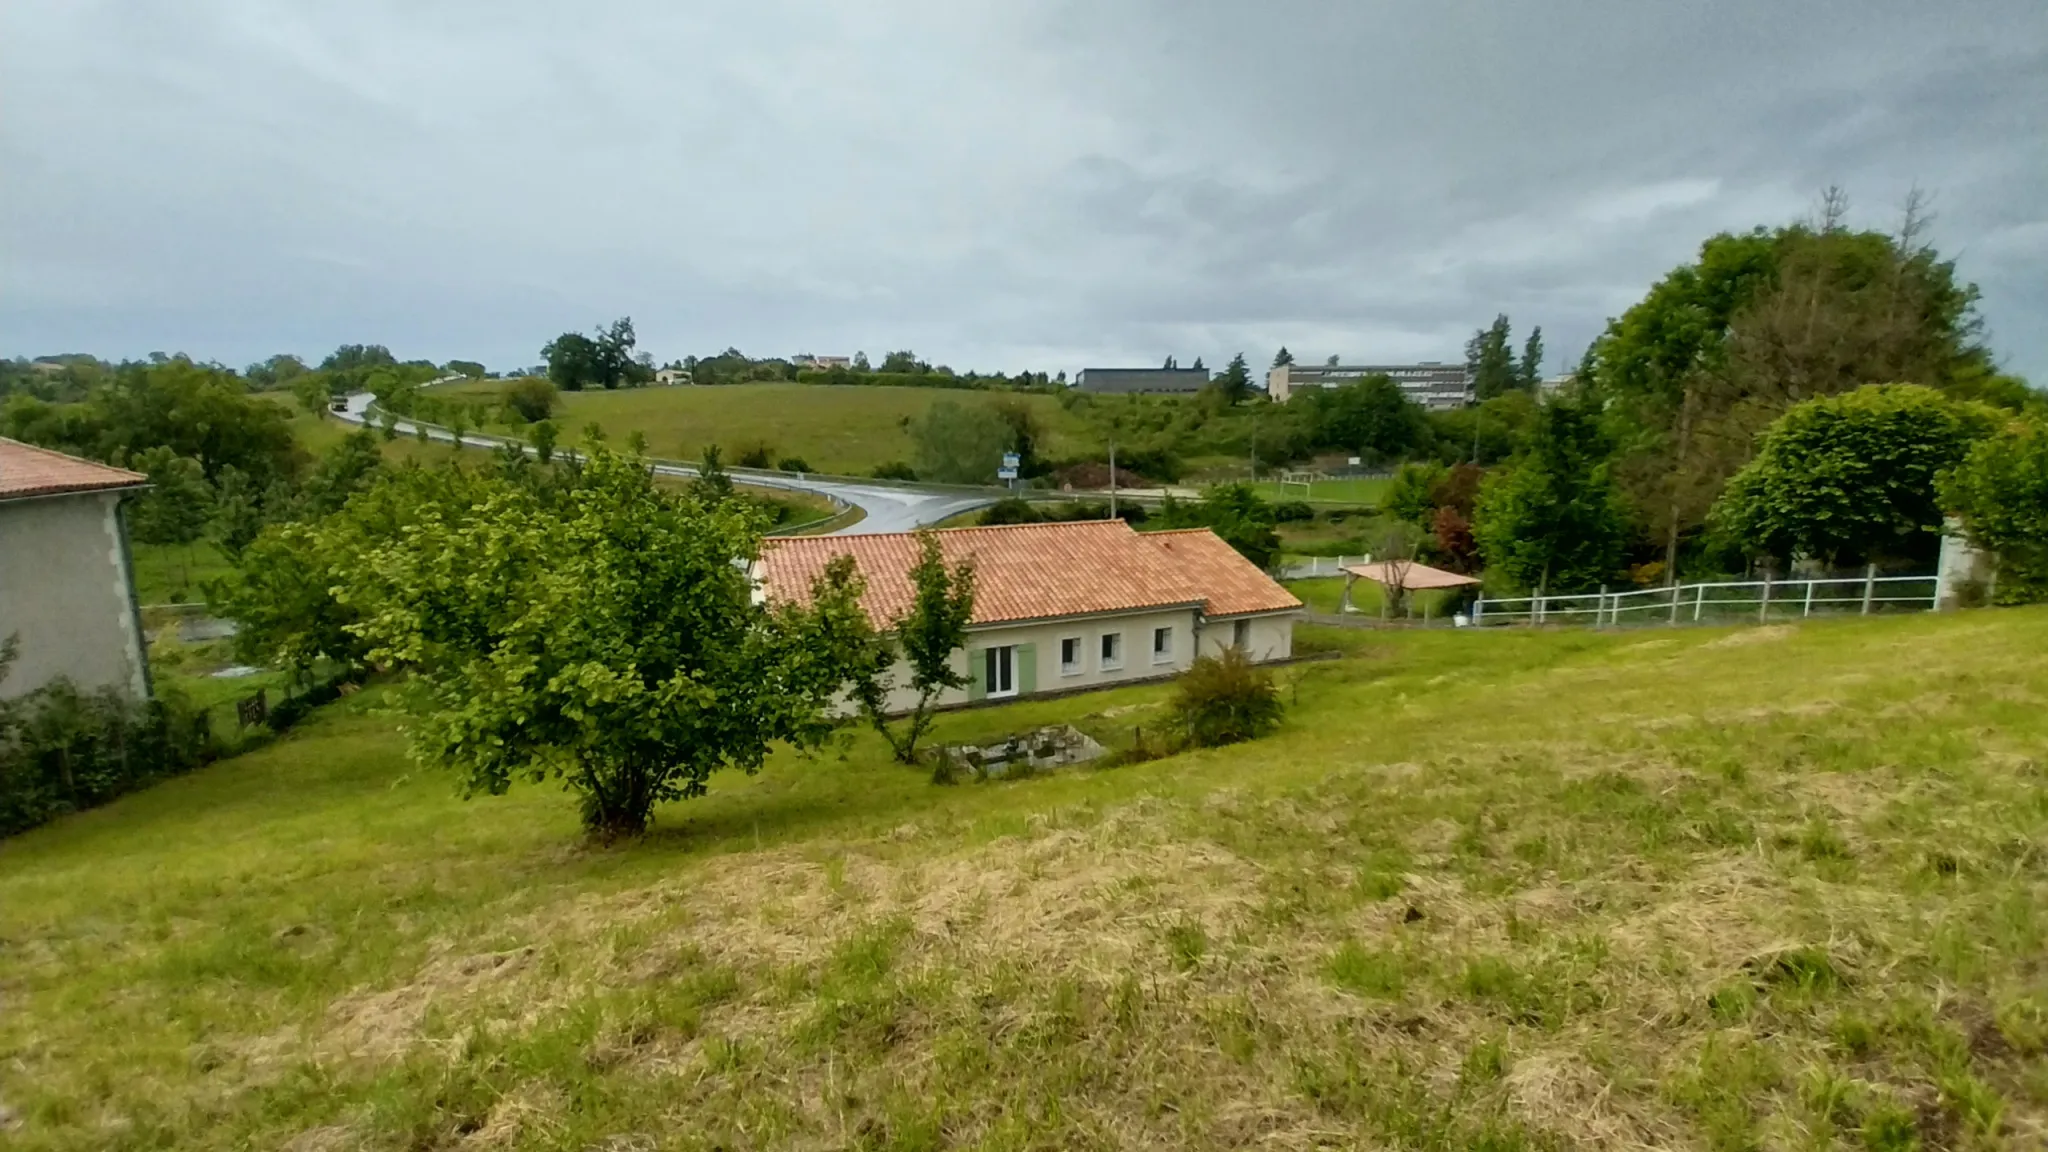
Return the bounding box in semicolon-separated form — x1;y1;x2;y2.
1267;362;1473;409
654;368;692;386
795;355;853;371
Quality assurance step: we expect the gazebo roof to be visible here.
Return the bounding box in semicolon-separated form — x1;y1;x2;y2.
1341;560;1483;591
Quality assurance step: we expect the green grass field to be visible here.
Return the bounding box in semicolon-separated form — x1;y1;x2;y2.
455;383;1095;478
1250;477;1390;507
4;611;2046;1149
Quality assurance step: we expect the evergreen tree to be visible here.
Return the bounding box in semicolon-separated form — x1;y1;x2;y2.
1467;314;1519;400
1215;353;1252;405
1519;325;1545;391
1272;347;1295;369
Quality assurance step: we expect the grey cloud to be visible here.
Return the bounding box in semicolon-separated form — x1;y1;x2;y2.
2;0;2042;381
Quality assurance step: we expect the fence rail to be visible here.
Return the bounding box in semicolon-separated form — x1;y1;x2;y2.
1473;568;1938;629
1278;555;1374;580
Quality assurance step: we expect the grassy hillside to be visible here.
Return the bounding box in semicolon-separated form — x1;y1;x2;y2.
452;382;1094;477
4;612;2046;1149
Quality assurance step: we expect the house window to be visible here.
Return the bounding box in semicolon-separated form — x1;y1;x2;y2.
982;645;1017;698
1060;636;1083;676
1233;619;1251;650
1152;626;1174;663
1099;631;1123;671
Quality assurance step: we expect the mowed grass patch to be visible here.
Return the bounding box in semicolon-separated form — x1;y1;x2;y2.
2;611;2046;1148
469;383;1093;477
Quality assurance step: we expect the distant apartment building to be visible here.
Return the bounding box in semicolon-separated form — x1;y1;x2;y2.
1267;362;1473;409
1074;368;1212;395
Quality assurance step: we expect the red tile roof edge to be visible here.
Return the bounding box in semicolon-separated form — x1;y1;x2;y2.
0;438;150;502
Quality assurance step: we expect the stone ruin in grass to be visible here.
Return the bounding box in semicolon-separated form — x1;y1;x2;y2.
936;724;1107;780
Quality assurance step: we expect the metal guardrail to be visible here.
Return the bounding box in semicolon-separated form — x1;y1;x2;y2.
1473;567;1938;628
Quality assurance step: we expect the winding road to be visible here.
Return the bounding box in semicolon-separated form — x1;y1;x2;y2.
336;391;994;534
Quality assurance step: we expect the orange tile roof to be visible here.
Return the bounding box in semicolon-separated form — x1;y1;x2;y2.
0;438;148;502
759;520;1299;628
1137;529;1304;616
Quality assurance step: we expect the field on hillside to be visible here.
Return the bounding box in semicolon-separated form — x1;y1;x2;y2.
4;611;2046;1149
450;383;1097;477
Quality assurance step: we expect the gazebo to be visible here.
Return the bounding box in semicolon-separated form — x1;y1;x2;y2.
1340;559;1483;620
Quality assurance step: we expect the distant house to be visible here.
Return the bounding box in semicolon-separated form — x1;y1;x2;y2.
654;368;692;386
796;355;853;372
1074;368;1212;395
756;520;1300;711
1268;362;1473;409
0;439;151;700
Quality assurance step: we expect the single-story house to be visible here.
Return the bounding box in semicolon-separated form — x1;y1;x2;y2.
755;519;1301;711
0;438;151;700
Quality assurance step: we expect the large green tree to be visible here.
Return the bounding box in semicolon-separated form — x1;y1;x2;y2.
1592;198;2008;576
1940;413;2048;602
912;400;1010;484
1157;483;1282;570
1214;353;1253;405
1306;374;1427;463
343;448;872;836
1472;400;1629;593
1466;314;1520;400
1712;384;1993;569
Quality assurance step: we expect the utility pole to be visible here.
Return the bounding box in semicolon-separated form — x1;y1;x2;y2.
1108;437;1118;519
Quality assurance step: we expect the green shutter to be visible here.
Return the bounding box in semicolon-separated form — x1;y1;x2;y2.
967;649;986;702
1016;643;1037;695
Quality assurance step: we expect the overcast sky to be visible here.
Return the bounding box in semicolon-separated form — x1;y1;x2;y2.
4;1;2044;382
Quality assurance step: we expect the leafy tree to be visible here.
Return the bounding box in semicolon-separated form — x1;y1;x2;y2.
847;531;977;766
1432;506;1479;573
880;350;927;374
128;449;213;568
1466;314;1519;400
344;448;873;836
528;420;559;465
294;373;337;418
542;331;602;391
1518;325;1545;391
852;351;872;372
694;444;735;503
502;377;556;424
1272;347;1295;369
244;354;308;390
596;317;650;388
445;406;469;445
207;466;266;559
1940;413;2048;602
1384;461;1446;527
1713;384;1993;569
1214;353;1250;404
912;400;1011;484
1594;199;2001;576
1157;483;1282;570
1306;374;1426;463
1472;400;1629;593
445;359;487;379
320;344;397;375
66;359;303;486
298;430;385;519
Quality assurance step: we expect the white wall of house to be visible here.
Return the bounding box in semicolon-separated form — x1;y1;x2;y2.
859;606;1296;714
0;491;149;700
1195;612;1296;662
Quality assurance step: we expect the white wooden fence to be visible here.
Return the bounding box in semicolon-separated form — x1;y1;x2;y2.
1472;567;1939;628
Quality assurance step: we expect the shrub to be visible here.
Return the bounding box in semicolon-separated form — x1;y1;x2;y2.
0;658;217;839
1273;500;1315;523
503;376;558;424
733;441;775;469
775;456;812;473
1166;648;1285;749
871;461;919;481
1940;413;2048;604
